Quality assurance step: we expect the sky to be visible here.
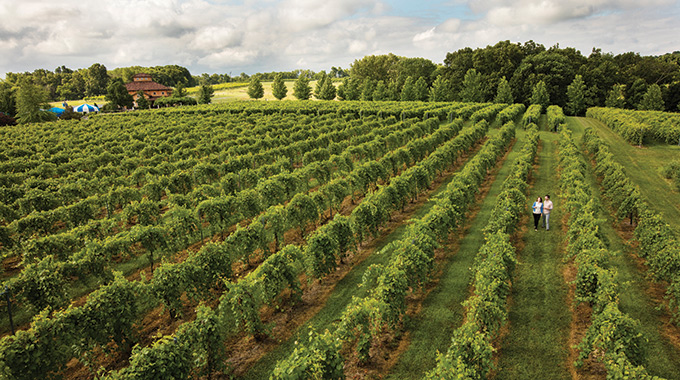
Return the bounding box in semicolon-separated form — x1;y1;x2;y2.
1;0;679;78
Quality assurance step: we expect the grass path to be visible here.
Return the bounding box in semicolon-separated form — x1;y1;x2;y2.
575;117;680;235
570;118;680;379
386;127;528;379
494;125;571;379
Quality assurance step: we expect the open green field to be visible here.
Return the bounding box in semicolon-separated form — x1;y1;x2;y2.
208;80;330;102
212;80;297;102
48;98;106;108
1;101;679;380
49;80;331;108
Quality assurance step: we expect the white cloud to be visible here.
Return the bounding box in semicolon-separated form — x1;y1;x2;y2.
413;28;436;43
0;0;678;76
198;48;261;68
190;25;242;51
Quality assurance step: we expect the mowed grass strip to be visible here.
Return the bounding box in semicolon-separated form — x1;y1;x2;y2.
494;124;571;379
241;126;502;380
577;117;680;235
386;127;527;379
570;118;680;379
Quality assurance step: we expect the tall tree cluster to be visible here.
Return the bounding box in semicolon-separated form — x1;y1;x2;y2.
3;64;200;107
440;41;680;111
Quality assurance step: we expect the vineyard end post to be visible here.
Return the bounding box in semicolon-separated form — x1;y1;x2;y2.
3;286;14;335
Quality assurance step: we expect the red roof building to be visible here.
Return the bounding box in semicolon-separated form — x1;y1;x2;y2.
125;73;173;103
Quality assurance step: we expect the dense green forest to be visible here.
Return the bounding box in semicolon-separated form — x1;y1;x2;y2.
346;41;680;111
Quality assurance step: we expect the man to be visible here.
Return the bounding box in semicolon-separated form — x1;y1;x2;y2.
543;194;553;230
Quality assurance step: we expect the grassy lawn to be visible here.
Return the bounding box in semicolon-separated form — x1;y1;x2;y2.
48;99;106;108
49;80;335;106
570;117;680;379
387;126;528;379
494;123;571;380
575;117;680;235
211;80;320;102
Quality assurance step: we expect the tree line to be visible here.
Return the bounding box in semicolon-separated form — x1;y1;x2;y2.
337;41;679;112
244;41;678;113
440;40;679;112
1;64;194;102
2;40;679;122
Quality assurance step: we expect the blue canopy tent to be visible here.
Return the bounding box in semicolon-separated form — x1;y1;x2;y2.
47;107;65;116
73;104;99;113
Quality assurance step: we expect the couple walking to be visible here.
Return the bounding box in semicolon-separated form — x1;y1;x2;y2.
532;195;553;231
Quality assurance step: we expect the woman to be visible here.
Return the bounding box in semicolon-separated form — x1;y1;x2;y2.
532;196;543;231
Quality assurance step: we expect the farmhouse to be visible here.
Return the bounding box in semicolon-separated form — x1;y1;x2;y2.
125;73;173;104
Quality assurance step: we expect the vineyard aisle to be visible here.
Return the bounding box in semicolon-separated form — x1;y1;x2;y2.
571;118;680;379
495;128;571;380
241;126;499;380
386;128;527;379
576;117;680;235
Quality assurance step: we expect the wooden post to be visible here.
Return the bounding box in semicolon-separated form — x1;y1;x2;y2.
4;286;14;335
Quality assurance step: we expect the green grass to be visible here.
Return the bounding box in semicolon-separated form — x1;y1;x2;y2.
242;126;501;380
569;117;680;379
495;125;571;380
48;99;106;108
185;82;248;95
575;117;680;235
50;80;332;106
211;81;319;102
387;127;528;379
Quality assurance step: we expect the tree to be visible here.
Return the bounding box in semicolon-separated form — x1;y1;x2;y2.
350;54;436;87
314;73;326;99
336;80;346;100
175;82;188;98
15;81;56;124
494;77;513;104
387;80;401;101
320;78;336;100
350;53;401;83
330;66;349;78
105;78;134;109
315;73;336;100
345;78;361;100
397;58;437;86
429;75;451;102
566;74;587;115
638;83;665;111
197;84;214;104
293;75;311;100
135;91;150;109
627;78;647;109
337;77;360;101
272;74;287;100
605;84;626;108
530;80;550;112
459;68;484;103
85;63;110;96
0;81;16;117
373;81;388;101
400;76;416;101
247;76;264;99
361;79;376;101
414;76;428;101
